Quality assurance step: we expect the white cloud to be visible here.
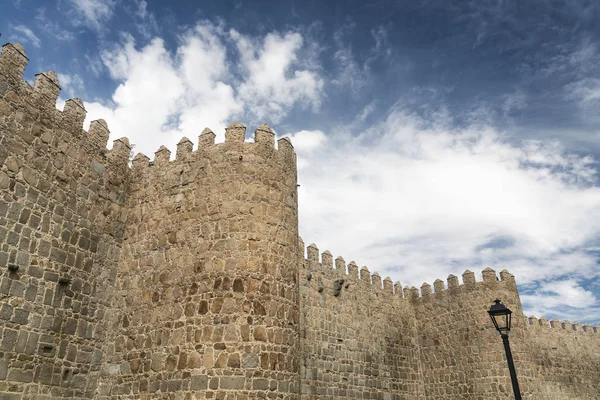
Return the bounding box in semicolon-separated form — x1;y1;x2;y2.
288;106;600;322
85;35;185;150
521;279;598;322
175;23;242;143
285;130;327;152
231;29;324;122
57;73;85;98
10;25;41;48
283;130;327;170
82;23;322;157
68;0;115;31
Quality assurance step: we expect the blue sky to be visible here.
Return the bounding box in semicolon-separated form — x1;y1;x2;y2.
3;0;600;324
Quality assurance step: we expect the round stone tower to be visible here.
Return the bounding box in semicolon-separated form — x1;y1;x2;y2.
100;123;300;398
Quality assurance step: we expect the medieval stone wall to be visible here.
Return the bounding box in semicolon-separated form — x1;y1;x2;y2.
1;42;599;400
298;240;425;399
522;317;600;399
0;43;130;399
411;269;533;399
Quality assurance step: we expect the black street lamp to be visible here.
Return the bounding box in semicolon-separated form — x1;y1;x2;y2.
488;299;522;400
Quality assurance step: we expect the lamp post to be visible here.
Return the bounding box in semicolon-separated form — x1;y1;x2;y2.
488;299;522;400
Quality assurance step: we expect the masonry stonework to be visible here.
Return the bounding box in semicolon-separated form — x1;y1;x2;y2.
0;43;599;399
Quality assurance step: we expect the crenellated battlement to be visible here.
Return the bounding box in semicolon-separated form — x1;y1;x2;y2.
299;238;403;297
0;43;131;172
526;315;599;334
298;237;520;303
409;267;517;301
130;122;296;178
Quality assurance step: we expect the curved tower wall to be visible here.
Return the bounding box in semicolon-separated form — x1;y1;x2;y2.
98;124;300;398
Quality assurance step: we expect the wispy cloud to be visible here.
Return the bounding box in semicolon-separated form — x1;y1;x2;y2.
9;25;41;48
85;53;105;77
57;73;85;98
128;0;160;39
35;8;75;41
331;21;369;93
68;0;115;31
521;279;599;322
357;101;377;122
501;89;527;115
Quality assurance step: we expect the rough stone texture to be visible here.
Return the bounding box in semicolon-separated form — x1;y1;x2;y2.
97;122;300;399
1;43;599;399
0;43;129;399
300;247;425;399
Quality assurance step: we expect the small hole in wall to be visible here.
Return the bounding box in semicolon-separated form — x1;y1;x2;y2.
42;345;54;355
337;338;343;343
58;277;71;285
62;369;70;381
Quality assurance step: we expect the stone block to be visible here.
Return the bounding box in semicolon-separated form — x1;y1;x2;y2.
220;376;245;390
190;374;208;390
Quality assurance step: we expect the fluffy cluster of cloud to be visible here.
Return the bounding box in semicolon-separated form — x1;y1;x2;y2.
287;107;600;322
81;22;323;157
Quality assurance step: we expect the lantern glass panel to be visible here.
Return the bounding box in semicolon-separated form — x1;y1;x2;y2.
488;299;513;335
496;313;510;333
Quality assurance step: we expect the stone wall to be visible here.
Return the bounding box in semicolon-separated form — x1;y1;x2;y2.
411;269;533;399
96;123;300;399
0;43;129;399
1;42;600;400
410;270;600;400
298;240;425;399
523;317;600;399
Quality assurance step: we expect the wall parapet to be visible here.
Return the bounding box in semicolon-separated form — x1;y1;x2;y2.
527;315;599;334
0;42;131;172
409;267;517;303
299;238;404;298
298;238;524;304
128;122;297;183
